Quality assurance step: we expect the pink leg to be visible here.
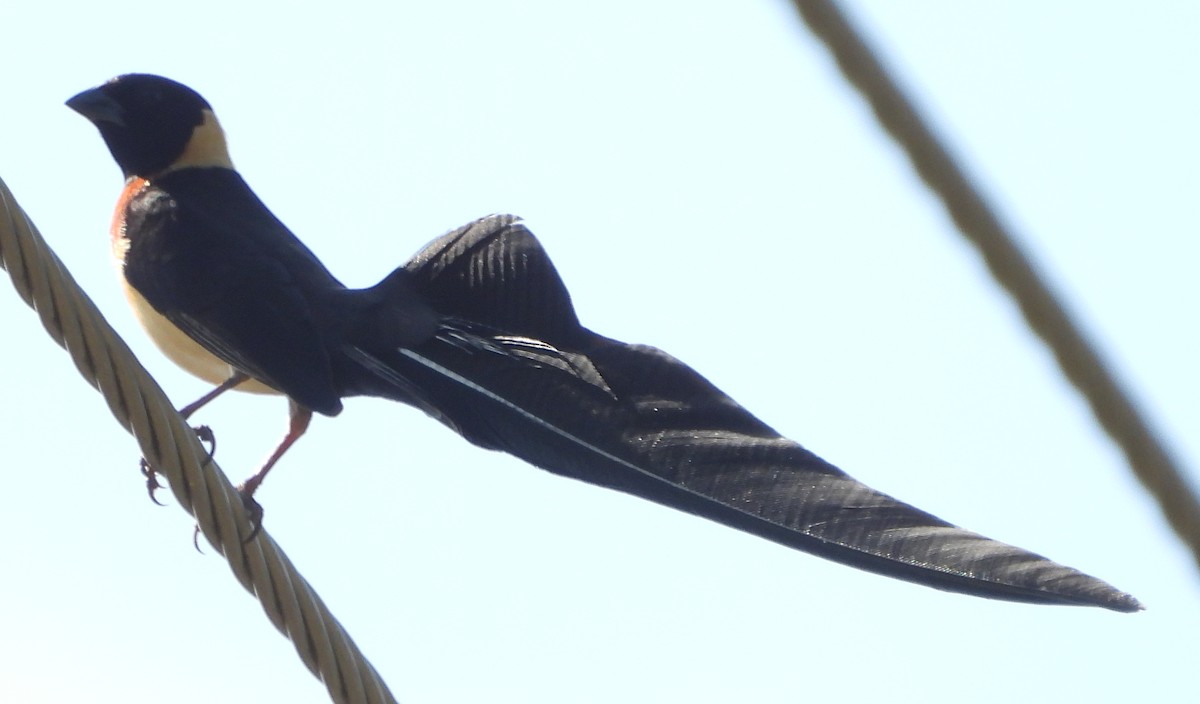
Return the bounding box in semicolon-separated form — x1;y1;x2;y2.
180;371;250;419
236;399;314;541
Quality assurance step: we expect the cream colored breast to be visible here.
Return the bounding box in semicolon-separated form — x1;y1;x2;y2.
121;277;279;395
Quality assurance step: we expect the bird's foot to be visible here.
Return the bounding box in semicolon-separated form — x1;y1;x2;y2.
194;425;217;465
190;481;264;551
137;425;217;506
139;458;166;506
235;482;265;543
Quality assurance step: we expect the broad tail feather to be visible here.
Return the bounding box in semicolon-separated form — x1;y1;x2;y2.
350;214;1140;612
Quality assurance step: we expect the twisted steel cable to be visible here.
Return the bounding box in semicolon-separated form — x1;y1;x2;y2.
0;174;397;704
789;0;1200;567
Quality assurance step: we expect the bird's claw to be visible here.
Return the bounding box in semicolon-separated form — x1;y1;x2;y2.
236;483;265;543
139;458;166;506
190;483;263;550
194;425;217;465
137;425;217;505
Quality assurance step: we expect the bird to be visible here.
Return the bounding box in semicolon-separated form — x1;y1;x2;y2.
68;73;1140;612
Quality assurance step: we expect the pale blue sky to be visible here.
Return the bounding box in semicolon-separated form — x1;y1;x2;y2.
1;2;1195;702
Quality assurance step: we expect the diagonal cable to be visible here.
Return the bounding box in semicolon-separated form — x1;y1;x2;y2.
788;0;1200;568
0;173;397;704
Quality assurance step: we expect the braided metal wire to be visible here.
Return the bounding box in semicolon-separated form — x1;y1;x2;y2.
0;174;397;704
790;0;1200;567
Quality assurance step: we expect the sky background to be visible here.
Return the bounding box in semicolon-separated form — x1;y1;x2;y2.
1;2;1196;702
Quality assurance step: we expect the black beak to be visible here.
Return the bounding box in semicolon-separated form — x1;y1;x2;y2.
66;87;126;127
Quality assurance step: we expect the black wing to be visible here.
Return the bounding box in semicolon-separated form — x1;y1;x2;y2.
357;214;1139;611
121;169;344;415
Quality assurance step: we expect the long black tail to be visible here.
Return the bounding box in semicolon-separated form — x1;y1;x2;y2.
350;214;1140;612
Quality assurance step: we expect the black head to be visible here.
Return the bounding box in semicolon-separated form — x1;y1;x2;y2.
67;74;216;178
